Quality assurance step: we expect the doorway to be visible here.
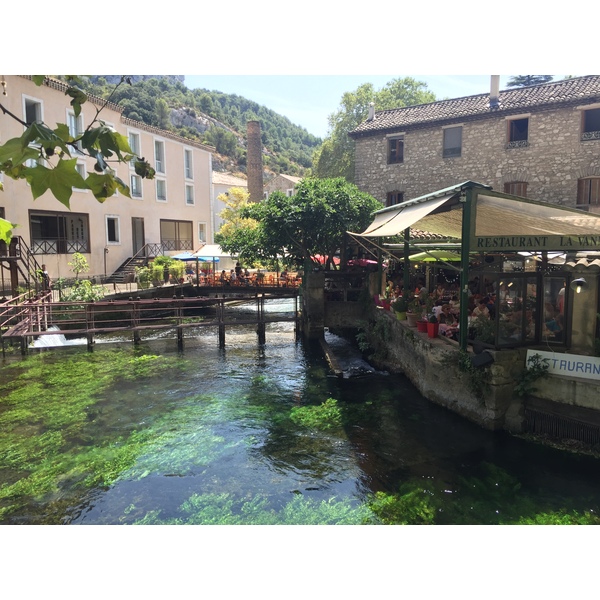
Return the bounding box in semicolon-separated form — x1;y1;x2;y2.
132;217;145;256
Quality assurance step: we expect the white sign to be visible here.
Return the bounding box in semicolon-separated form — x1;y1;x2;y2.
526;350;600;381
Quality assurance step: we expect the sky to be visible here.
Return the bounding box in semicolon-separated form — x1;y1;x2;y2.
183;75;561;139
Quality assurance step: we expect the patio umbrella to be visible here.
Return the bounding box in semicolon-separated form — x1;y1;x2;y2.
407;250;462;262
171;252;197;261
312;254;340;265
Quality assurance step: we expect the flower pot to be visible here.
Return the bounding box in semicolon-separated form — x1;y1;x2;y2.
427;322;440;338
395;311;407;321
406;312;420;327
417;320;428;333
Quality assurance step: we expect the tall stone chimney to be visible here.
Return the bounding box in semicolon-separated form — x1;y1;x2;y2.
246;120;264;203
489;75;500;110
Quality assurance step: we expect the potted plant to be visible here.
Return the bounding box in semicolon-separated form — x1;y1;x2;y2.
427;313;439;338
406;295;422;327
391;296;408;320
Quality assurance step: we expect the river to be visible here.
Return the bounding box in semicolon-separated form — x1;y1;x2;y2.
2;298;600;526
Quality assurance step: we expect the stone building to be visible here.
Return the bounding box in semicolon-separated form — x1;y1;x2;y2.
349;75;600;210
263;173;302;198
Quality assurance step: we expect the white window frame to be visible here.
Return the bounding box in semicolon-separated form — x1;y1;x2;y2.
154;139;166;174
130;174;143;199
73;161;87;192
442;124;463;158
198;222;207;243
156;178;167;202
184;148;193;180
185;184;195;206
105;215;121;245
67;109;84;154
386;133;405;164
128;131;141;167
22;94;43;126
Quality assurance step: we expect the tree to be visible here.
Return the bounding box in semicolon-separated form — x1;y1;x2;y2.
312;78;436;182
506;75;554;87
154;98;171;129
0;76;156;243
218;178;381;270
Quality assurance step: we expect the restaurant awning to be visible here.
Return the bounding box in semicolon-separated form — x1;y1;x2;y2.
350;181;600;252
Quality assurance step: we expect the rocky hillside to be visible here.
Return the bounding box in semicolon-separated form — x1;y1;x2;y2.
80;75;321;178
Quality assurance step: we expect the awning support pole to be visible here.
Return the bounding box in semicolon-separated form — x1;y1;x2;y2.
459;188;474;351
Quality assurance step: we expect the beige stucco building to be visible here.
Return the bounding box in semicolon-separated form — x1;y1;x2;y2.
0;76;215;281
349;75;600;211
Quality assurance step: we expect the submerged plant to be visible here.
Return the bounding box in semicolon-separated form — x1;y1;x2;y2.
290;397;343;431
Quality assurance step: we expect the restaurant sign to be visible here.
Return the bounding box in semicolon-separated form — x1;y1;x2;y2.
526;350;600;381
474;235;600;252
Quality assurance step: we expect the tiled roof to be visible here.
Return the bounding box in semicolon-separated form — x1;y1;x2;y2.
213;172;248;187
349;76;600;137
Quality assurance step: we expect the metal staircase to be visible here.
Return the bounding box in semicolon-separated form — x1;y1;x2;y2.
104;243;164;284
0;236;45;298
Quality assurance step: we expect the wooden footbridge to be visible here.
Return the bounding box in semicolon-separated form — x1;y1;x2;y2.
0;286;301;354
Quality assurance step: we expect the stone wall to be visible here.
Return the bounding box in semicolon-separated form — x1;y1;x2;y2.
354;105;600;208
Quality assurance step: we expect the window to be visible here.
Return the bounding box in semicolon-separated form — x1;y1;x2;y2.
582;108;600;140
386;191;404;207
504;181;528;197
576;177;600;210
507;118;529;148
185;184;194;205
286;189;294;197
387;136;404;164
67;111;84;154
155;140;165;173
130;174;142;198
73;162;87;190
106;216;120;244
23;96;42;125
443;126;462;158
129;132;140;166
29;210;90;254
156;179;167;202
184;149;193;179
198;222;207;243
160;219;193;251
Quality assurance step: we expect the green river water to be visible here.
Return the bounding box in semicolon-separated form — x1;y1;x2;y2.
2;299;600;526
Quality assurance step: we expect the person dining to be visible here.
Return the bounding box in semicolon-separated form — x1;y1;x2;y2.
438;303;459;340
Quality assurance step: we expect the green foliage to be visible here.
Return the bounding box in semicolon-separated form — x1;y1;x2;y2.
457;349;490;400
290;398;343;431
368;484;437;525
60;279;105;302
76;76;320;177
68;252;89;279
472;315;495;344
514;353;550;397
391;297;408;313
506;75;554;87
312;77;436;181
0;349;183;520
132;492;375;525
232;177;381;270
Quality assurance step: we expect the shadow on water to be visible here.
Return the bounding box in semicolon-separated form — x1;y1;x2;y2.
2;302;600;525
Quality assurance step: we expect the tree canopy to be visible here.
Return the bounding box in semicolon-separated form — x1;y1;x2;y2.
312;77;436;182
506;75;554;87
217;177;381;270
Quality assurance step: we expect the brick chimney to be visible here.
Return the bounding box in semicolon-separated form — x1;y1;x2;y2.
246;120;264;203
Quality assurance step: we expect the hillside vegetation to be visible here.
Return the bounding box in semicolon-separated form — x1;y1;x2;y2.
76;76;321;177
